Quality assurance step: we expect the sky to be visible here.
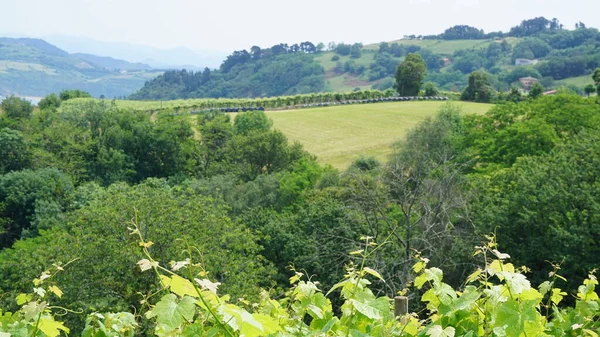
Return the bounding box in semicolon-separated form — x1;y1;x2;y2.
1;0;599;52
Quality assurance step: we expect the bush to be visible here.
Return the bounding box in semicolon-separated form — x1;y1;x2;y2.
1;95;33;119
331;55;340;61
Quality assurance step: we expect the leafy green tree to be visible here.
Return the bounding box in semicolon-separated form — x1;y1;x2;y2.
1;96;33;119
471;132;600;292
594;67;600;95
528;82;544;99
423;82;439;96
226;130;305;181
0;168;74;247
584;84;596;97
394;53;428;96
233;111;273;135
38;93;61;110
0;128;30;174
461;71;494;102
198;113;233;173
0;180;275;333
506;87;523;103
59;89;91;101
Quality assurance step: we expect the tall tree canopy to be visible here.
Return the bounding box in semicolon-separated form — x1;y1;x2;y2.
394;53;428;96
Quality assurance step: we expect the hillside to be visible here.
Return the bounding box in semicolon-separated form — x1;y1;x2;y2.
132;17;600;100
0;37;162;98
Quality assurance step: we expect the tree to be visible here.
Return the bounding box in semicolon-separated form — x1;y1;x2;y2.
423;82;439;96
528;82;544;99
584;84;596;97
0;128;30;174
233;111;273;135
58;89;91;101
471;133;600;292
394;53;427;96
461;71;494;103
38;93;61;110
593;68;600;95
0;168;74;247
1;96;33;119
0;181;274;332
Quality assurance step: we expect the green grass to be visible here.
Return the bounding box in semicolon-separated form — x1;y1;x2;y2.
0;61;57;74
264;101;491;169
555;75;594;88
363;38;521;55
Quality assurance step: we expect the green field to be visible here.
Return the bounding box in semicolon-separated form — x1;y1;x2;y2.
264;101;491;169
363;37;521;54
555;75;595;88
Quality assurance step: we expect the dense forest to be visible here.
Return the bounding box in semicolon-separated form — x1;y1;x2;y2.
131;17;600;100
1;89;599;335
130;42;326;100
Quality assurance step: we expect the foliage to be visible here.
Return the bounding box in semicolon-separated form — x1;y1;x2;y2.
0;180;274;333
0;168;74;247
58;90;91;101
423;82;439;96
0;128;30;174
471;133;600;291
461;71;494;103
37;94;61;111
528;82;544;98
1;95;34;119
131;50;325;100
233;111;273;135
459;94;600;171
394;54;428;96
2;233;598;337
594;68;600;95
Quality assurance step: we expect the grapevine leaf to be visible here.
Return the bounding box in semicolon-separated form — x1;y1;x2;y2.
363;267;384;281
48;286;63;299
38;317;70;337
146;294;195;331
538;281;552;296
414;274;428;289
551;288;567;305
350;299;382;320
194;278;221;294
136;259;158;272
170;275;198;298
426;325;455;337
307;304;324;319
15;293;31;306
182;323;204;337
22;301;46;321
453;286;480;311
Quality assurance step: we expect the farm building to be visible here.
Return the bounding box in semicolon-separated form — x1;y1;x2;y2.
515;58;539;66
519;76;539;89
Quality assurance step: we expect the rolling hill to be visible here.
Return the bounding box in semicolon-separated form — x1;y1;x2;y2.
0;37;163;98
131;17;600;100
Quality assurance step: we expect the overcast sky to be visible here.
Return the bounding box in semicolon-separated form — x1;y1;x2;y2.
1;0;598;52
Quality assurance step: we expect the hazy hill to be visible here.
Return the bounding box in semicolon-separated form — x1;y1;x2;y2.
71;53;152;71
44;35;227;69
0;37;162;98
131;17;600;100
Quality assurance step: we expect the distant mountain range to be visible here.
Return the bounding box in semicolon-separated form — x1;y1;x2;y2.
43;35;227;70
0;35;227;99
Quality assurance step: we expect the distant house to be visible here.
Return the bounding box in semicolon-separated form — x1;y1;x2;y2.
519;76;539;89
543;90;558;96
515;58;539;66
442;57;452;67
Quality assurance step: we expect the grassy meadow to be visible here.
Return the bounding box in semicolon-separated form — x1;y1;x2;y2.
263;101;491;168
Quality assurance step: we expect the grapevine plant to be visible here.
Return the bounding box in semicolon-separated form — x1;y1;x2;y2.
0;226;598;337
